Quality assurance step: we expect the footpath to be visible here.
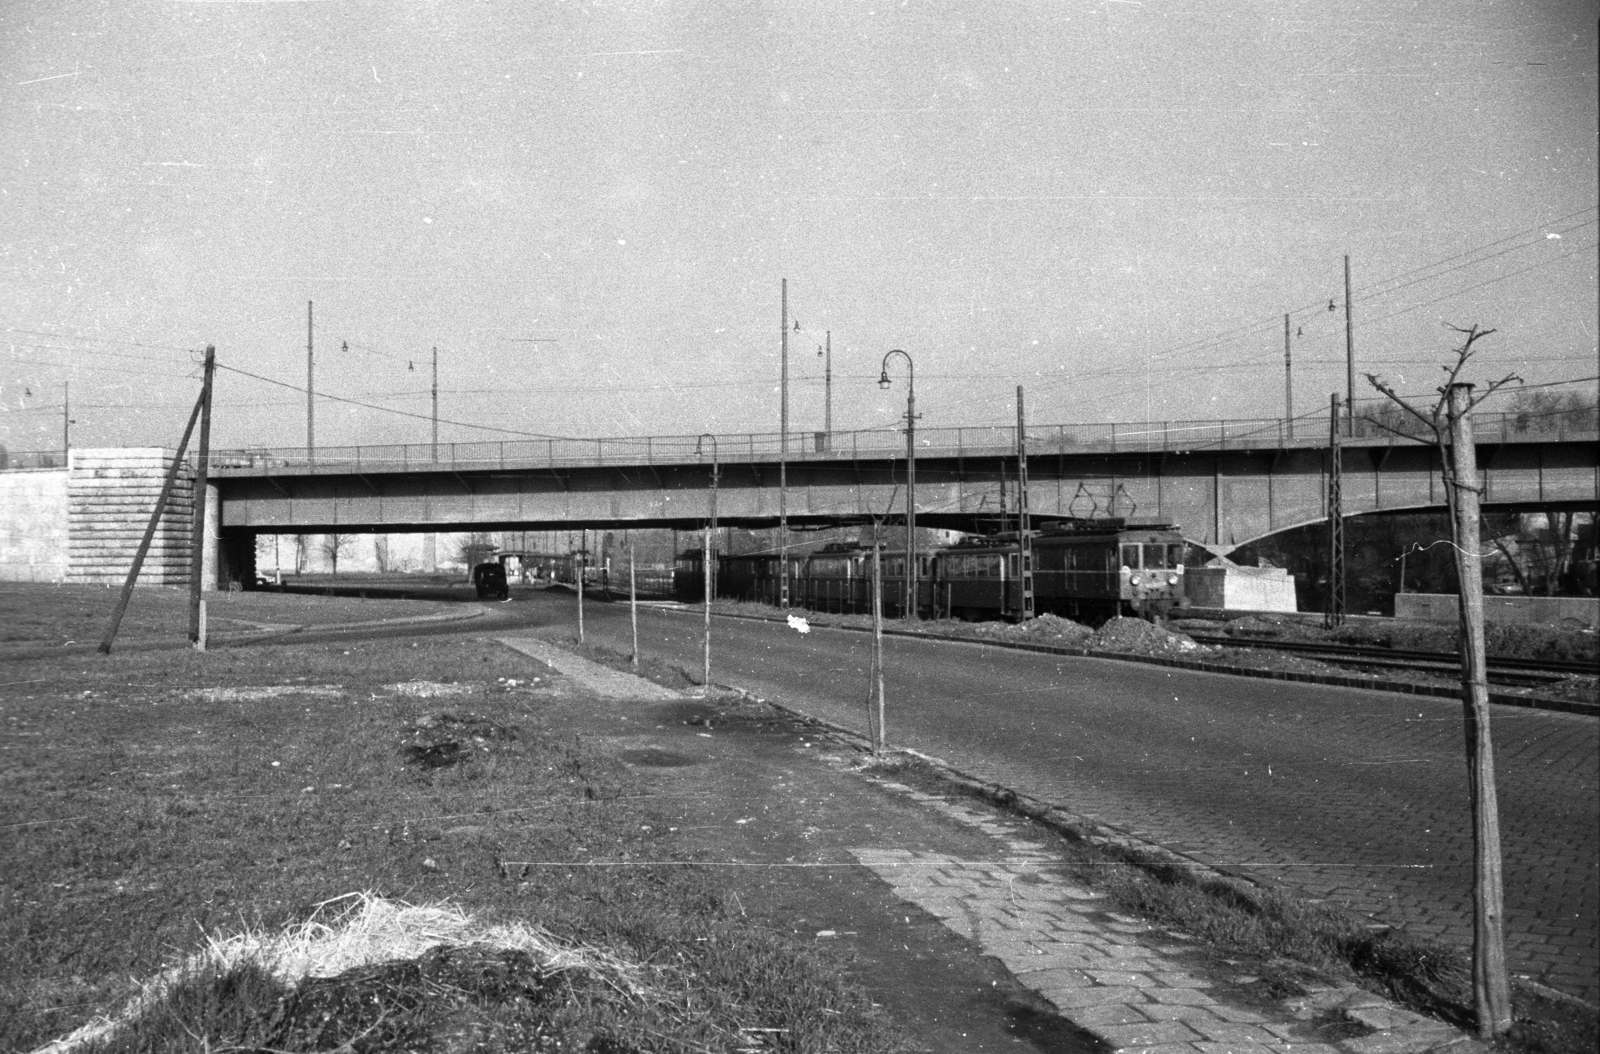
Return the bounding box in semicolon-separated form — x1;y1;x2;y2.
497;631;1489;1054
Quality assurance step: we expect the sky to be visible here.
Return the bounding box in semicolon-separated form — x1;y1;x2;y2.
2;0;1595;456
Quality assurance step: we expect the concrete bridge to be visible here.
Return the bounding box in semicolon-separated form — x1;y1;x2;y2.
2;410;1593;587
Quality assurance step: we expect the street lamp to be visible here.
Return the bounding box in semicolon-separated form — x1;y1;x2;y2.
879;350;918;619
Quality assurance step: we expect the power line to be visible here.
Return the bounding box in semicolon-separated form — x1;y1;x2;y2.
213;361;585;442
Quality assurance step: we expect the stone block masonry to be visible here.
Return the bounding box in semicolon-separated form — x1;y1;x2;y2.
66;449;194;586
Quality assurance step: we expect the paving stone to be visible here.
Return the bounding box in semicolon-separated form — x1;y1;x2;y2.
1192;1042;1282;1054
1141;1002;1225;1024
1143;987;1221;1006
1190;1020;1282;1045
1042;984;1151;1009
1149;971;1215;988
1066;1003;1153;1028
1082;969;1153;986
1096;1019;1207;1047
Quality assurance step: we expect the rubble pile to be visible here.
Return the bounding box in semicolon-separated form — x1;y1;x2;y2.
1089;616;1207;656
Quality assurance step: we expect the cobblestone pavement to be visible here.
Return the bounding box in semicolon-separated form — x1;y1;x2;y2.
853;778;1486;1054
567;603;1600;1003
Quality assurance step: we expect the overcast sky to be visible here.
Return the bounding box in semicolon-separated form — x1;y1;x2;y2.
2;0;1595;455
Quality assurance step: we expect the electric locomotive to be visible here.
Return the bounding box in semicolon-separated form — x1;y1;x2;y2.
1031;518;1186;621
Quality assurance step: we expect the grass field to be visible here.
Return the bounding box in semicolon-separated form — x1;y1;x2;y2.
0;584;463;648
1;623;907;1053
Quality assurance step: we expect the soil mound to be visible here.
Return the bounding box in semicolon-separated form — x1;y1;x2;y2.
1090;617;1206;655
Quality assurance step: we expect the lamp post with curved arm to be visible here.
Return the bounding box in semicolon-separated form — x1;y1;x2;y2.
695;433;719;687
879;350;918;619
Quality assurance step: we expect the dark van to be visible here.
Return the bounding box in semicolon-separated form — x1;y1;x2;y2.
472;562;510;600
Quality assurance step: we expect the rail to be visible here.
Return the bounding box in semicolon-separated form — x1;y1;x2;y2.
5;407;1594;476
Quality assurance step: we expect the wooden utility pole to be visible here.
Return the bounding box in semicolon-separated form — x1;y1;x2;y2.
431;346;439;461
306;301;315;465
99;387;207;654
1016;386;1034;620
1325;393;1345;628
188;346;216;647
1344;255;1355;436
1445;382;1511;1037
62;381;71;458
576;549;585;643
823;330;832;447
779;278;790;608
629;541;639;667
1283;313;1294;439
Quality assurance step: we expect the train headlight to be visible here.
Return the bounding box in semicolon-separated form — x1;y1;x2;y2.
1167;574;1178;586
1130;574;1143;586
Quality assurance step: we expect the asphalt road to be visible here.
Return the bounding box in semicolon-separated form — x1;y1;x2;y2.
536;591;1599;1004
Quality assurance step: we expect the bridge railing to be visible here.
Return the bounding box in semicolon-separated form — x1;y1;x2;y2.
46;405;1592;476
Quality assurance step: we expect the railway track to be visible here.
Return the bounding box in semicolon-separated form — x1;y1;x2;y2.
1184;633;1595;689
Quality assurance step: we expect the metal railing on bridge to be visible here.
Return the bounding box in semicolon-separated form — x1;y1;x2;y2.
196;406;1598;476
5;406;1594;476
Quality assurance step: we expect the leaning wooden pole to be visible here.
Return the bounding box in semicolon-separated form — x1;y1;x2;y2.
1445;382;1511;1037
188;346;216;646
99;387;207;654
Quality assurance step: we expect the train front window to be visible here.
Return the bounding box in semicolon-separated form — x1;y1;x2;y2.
1119;544;1141;569
1143;544;1172;569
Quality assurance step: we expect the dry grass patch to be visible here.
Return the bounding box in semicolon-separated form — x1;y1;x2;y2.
1;634;908;1053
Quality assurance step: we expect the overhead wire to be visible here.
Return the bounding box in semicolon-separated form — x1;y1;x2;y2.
212;361;586;442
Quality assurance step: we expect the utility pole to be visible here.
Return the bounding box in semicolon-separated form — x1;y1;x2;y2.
1344;255;1356;437
100;381;207;654
824;330;832;449
62;381;71;459
1325;393;1345;628
431;346;439;461
1284;313;1294;439
188;346;216;647
306;301;315;466
702;524;712;688
779;278;790;608
869;541;885;755
1017;386;1034;620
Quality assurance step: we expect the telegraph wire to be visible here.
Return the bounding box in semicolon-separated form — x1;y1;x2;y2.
212;361;586;442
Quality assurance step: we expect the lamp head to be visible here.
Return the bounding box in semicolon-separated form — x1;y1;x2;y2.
877;371;891;389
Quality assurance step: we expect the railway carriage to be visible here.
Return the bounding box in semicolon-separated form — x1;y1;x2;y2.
1031;518;1186;621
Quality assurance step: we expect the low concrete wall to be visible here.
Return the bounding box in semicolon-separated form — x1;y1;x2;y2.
1395;592;1599;628
1187;566;1298;613
0;468;69;582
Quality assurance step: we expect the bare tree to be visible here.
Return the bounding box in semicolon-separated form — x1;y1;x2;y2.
318;533;354;577
1367;324;1518;1038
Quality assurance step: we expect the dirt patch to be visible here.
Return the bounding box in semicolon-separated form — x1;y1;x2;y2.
399;712;519;770
618;747;703;768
